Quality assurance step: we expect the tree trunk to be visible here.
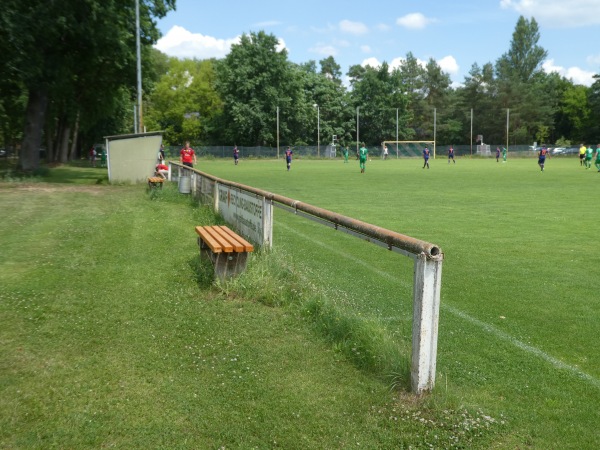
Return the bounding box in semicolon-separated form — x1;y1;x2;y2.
70;111;80;161
58;118;71;163
19;88;48;172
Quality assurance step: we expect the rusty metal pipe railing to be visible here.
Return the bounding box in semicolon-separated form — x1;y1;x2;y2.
172;163;442;260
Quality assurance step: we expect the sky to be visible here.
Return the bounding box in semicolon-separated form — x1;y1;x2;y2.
154;0;600;87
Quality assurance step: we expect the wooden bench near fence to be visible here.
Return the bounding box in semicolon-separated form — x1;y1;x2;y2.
195;225;254;279
147;177;164;189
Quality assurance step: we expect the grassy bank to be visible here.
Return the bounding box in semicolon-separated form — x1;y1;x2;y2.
1;167;505;449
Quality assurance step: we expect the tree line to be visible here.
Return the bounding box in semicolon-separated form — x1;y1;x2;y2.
1;3;599;171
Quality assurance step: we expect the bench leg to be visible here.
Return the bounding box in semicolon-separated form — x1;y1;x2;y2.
197;237;249;280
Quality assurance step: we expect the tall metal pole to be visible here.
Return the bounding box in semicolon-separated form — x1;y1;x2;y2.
135;0;143;133
133;105;137;134
317;105;320;158
356;106;360;154
433;108;437;159
276;106;280;159
396;108;399;158
470;108;473;157
506;108;510;151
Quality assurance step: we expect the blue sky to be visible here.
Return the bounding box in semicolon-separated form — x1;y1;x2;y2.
155;0;600;87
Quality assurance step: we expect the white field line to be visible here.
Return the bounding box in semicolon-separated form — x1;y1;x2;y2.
278;222;600;390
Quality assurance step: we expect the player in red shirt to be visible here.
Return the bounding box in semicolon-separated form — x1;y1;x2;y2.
155;163;169;179
179;141;196;168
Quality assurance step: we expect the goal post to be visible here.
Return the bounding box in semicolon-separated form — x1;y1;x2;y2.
382;140;437;159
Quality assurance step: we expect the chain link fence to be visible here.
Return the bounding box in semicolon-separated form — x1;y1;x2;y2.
163;144;545;160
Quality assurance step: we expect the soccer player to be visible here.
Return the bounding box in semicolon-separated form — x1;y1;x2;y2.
285;146;293;171
422;147;430;169
584;145;593;169
538;146;549;172
579;144;586;166
233;146;239;165
342;145;349;163
448;146;455;164
496;147;501;162
358;143;368;173
595;145;600;172
502;147;507;163
383;145;389;160
180;141;196;168
155;163;169;179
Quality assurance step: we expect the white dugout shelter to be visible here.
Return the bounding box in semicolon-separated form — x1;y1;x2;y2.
105;131;163;184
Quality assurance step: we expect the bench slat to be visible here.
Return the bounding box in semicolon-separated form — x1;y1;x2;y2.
220;226;254;252
195;225;254;254
204;226;234;252
195;226;224;253
211;226;245;252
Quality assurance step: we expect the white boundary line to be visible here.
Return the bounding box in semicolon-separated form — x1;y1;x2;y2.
278;221;600;390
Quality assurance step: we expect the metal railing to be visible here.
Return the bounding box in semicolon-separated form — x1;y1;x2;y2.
170;161;444;394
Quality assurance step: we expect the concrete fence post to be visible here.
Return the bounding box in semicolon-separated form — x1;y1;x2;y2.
411;252;443;393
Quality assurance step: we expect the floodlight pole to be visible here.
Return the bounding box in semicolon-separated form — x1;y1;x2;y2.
433;108;437;159
356;106;360;154
470;108;473;157
277;106;280;159
135;0;143;134
396;108;399;158
506;108;510;152
314;104;320;158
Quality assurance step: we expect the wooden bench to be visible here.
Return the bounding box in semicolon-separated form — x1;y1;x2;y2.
147;177;164;189
195;225;254;280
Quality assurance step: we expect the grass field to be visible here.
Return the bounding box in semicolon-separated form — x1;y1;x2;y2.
1;155;599;448
198;155;600;448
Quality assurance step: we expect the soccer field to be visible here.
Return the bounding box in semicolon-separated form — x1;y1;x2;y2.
199;155;600;447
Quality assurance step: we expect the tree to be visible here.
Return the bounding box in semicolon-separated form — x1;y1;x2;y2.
586;74;600;142
496;16;547;83
215;31;304;146
495;16;553;144
397;52;426;139
348;62;411;146
144;57;223;145
0;0;175;171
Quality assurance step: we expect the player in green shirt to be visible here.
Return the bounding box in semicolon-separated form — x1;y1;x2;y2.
342;146;349;163
358;144;368;173
595;145;600;172
502;147;507;162
584;146;593;169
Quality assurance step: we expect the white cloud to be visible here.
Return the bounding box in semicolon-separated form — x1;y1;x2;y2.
438;55;459;74
500;0;600;27
376;23;391;32
542;59;596;86
360;45;372;53
339;19;369;35
396;13;436;30
309;44;338;57
361;57;381;68
586;54;600;66
155;25;287;59
389;57;405;71
155;25;240;59
276;38;287;53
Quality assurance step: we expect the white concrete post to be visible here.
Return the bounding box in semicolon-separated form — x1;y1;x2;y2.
213;181;219;213
262;197;273;249
411;252;443;393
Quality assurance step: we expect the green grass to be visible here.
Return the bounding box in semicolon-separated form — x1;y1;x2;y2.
1;156;599;448
197;155;600;448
